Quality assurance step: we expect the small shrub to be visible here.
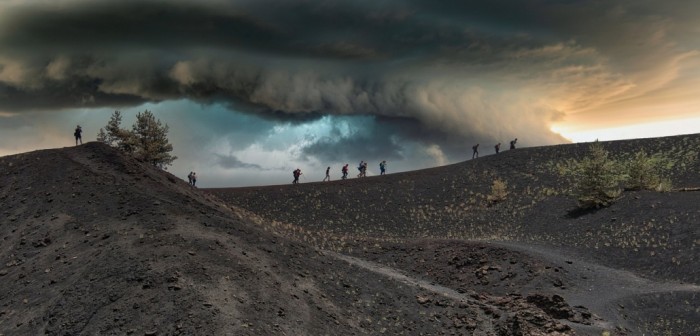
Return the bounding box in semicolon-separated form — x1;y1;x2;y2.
487;179;508;203
625;150;675;191
558;141;623;209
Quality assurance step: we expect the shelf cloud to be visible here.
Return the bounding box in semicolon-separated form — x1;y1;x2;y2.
1;0;698;185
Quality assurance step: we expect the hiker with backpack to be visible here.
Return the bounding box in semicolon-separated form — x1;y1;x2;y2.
357;161;364;178
472;144;479;159
74;125;82;145
495;143;501;154
323;166;331;182
191;172;197;187
187;172;193;185
341;164;349;180
510;138;518;150
293;168;302;184
379;161;387;175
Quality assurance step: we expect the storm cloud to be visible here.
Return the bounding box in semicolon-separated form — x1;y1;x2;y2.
1;0;698;185
214;154;264;170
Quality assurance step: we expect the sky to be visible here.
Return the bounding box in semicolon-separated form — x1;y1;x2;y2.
1;0;699;187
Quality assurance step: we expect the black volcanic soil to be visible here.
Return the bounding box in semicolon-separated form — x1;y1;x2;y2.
208;134;700;335
1;142;586;335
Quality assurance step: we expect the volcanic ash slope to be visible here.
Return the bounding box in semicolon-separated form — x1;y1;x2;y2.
1;142;576;335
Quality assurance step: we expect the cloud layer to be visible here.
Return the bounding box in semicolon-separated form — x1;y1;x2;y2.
1;0;699;185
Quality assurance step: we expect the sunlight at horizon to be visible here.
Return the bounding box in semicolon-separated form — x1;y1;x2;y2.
552;116;700;143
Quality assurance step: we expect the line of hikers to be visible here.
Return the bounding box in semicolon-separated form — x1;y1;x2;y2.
472;138;517;159
293;160;387;184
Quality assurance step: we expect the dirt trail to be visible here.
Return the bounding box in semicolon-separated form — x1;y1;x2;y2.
492;241;700;298
327;250;592;335
328;251;482;304
328;241;700;335
492;241;700;331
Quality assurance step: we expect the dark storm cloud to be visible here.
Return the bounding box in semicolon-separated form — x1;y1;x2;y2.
1;0;697;145
214;154;263;170
0;79;147;112
301;115;497;164
301;117;406;163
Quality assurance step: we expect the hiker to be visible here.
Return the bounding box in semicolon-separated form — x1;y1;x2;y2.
292;168;302;184
495;143;501;154
357;161;364;178
379;161;387;175
191;172;197;187
472;144;479;159
341;164;349;180
510;138;518;150
323;166;331;182
361;162;368;177
74;125;82;145
187;172;193;185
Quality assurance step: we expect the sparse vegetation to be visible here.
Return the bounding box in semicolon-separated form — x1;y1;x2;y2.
487;179;508;204
556;140;691;209
625;150;674;191
98;110;177;168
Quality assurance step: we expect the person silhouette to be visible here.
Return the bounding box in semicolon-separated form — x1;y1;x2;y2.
341;164;349;179
323;166;331;181
293;168;302;184
74;125;83;145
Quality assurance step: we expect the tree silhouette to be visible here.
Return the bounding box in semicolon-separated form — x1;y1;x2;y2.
97;110;177;168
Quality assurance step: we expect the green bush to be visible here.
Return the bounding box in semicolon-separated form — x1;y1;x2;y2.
557;142;686;209
625;150;674;191
558;141;623;209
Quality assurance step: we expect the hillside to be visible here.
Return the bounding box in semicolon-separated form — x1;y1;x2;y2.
1;142;581;335
208;134;700;335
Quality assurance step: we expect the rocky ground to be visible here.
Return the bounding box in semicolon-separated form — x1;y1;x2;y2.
0;143;590;335
209;134;700;335
1;135;698;335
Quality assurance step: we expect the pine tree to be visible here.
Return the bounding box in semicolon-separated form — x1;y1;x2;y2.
97;110;177;169
105;111;123;146
575;141;622;209
96;128;108;143
98;111;134;152
625;150;674;191
131;110;177;168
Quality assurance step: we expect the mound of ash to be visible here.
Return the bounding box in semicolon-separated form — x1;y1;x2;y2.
1;142;580;335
